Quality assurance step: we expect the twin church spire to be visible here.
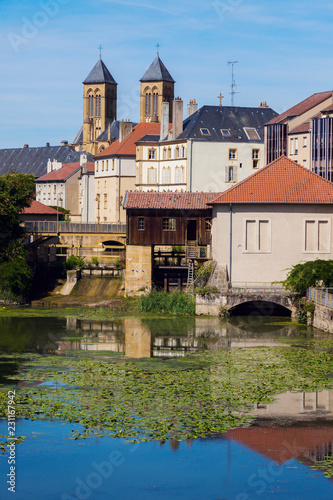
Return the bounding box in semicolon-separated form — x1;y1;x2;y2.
82;53;175;148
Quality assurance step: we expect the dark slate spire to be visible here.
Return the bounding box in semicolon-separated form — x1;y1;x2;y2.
140;55;175;83
83;59;117;85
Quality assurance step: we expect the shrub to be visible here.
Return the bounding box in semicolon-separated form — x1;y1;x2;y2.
0;258;32;300
115;257;125;269
92;257;99;266
64;255;84;270
282;259;333;297
140;289;195;315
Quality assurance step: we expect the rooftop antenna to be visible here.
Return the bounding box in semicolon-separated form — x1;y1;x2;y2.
228;61;239;106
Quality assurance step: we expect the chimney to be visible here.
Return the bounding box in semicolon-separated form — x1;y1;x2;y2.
259;101;269;108
160;101;169;141
187;99;198;118
24;144;29;148
119;120;133;143
61;140;68;146
47;159;51;173
80;153;87;174
46;142;50;147
172;97;183;139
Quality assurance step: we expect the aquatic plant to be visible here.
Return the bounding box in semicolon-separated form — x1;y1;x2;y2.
140;289;195;315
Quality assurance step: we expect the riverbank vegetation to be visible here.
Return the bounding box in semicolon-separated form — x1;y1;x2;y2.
139;289;195;315
0;173;35;303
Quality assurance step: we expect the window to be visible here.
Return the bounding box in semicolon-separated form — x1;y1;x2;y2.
162;168;167;184
206;218;211;231
303;136;307;147
252;149;260;168
294;138;298;155
163;218;176;230
136;168;139;184
290;138;294;155
225;166;237;183
112;159;115;170
167;147;172;159
244;127;260;141
162;167;171;184
148;168;156;184
148;149;156;160
138;217;145;231
145;92;151;116
221;129;230;136
163;148;167;160
104;194;107;209
96;161;99;172
102;160;104;171
175;167;179;184
176;147;181;159
303;159;307;168
180;167;185;183
106;160;108;171
200;128;210;136
244;219;271;253
153;92;159;116
229;148;237;160
304;219;330;252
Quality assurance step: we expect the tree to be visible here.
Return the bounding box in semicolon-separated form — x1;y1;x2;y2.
282;259;333;297
0;173;35;300
0;172;35;261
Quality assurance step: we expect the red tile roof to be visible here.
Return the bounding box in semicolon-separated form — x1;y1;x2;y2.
288;122;310;134
21;200;61;215
96;123;163;158
209;156;333;204
266;91;333;125
37;162;93;181
321;103;333;112
124;191;218;210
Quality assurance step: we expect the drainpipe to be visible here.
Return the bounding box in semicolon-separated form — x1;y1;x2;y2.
188;139;193;191
229;204;232;287
118;158;121;223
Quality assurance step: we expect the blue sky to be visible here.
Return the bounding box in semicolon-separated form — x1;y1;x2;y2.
1;0;333;148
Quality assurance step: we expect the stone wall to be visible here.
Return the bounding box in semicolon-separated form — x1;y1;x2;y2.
313;303;333;333
125;245;152;295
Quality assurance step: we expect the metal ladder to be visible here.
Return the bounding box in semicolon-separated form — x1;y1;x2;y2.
186;260;194;290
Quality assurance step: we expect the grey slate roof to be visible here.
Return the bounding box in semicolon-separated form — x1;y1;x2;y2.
96;120;120;142
140;55;175;83
83;58;117;85
176;105;278;142
0;146;93;178
136;134;160;143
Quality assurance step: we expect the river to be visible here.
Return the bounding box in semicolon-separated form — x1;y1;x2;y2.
0;314;332;499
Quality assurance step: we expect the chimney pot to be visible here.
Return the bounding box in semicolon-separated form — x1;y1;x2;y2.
24;144;29;148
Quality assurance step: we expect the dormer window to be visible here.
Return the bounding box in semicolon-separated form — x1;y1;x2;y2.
221;129;230;136
200;128;210;136
244;127;260;140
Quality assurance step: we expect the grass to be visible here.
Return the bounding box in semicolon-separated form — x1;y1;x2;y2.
140;289;195;315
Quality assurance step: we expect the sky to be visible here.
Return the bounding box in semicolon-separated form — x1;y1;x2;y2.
1;0;333;148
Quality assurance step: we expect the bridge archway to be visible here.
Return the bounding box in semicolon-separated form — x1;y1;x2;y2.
229;300;292;317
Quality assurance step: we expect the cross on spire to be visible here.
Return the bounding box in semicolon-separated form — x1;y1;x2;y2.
217;93;224;106
98;44;103;59
155;42;161;55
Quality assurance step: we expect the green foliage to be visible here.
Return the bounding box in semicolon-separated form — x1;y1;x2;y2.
296;297;316;324
0;258;32;301
115;257;125;269
196;287;219;296
172;246;185;254
50;206;70;215
282;259;333;297
91;257;99;266
140;289;195;315
64;255;85;270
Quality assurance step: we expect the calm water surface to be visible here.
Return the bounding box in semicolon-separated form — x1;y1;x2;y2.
0;315;332;500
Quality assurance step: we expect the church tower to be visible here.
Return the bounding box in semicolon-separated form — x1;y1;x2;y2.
140;54;175;123
82;57;117;150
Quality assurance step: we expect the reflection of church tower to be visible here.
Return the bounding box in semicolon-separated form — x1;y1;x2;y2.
140;54;175;123
82;57;117;149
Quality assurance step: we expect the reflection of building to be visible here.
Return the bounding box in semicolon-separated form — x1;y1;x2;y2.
124;318;151;358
